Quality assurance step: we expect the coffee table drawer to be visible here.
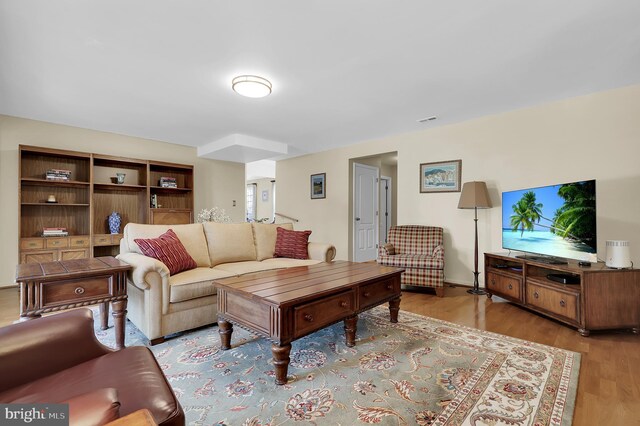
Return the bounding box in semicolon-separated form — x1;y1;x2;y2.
293;290;355;338
359;278;399;310
41;275;113;307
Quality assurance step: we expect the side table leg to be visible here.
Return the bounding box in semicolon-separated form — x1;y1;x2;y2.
344;315;358;347
219;320;233;350
272;343;292;385
99;301;109;330
111;299;127;350
389;297;401;323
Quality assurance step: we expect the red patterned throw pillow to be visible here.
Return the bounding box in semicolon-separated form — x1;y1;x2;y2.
134;229;197;275
274;227;312;259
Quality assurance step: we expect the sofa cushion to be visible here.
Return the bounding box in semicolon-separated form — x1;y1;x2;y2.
260;258;323;268
0;347;182;425
252;222;294;261
213;261;281;275
274;228;312;259
124;223;211;268
377;254;444;269
135;229;197;276
204;222;257;266
169;267;234;303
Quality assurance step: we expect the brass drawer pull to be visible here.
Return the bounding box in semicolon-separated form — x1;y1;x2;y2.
363;292;371;297
74;287;85;295
28;242;38;248
304;314;314;322
340;301;348;308
491;279;496;285
386;284;393;290
508;284;513;290
52;241;60;246
560;300;566;307
533;291;539;299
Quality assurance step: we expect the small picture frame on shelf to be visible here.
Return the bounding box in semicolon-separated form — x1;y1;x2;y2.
310;173;326;199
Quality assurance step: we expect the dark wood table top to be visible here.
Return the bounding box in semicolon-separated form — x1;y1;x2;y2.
214;260;404;306
15;256;131;281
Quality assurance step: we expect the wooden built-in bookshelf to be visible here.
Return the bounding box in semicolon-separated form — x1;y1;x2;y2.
18;145;194;263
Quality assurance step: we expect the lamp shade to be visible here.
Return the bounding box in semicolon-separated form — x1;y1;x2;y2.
458;181;492;209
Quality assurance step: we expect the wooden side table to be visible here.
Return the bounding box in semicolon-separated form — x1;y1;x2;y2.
107;409;158;426
15;256;131;349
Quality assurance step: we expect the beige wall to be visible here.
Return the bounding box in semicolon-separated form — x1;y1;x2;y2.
277;84;640;286
0;115;245;286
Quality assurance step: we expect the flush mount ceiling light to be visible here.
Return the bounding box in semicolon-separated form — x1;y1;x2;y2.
232;75;272;98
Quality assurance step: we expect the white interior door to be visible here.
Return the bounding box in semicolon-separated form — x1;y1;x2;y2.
353;163;379;262
379;176;392;244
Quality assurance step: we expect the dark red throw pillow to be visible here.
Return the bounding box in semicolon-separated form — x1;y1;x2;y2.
274;227;312;259
134;229;197;275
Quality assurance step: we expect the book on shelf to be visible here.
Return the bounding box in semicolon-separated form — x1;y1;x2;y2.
159;177;178;188
42;232;69;237
45;169;71;181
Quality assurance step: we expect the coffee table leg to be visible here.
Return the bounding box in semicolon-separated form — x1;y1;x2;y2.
272;343;292;385
219;320;233;350
344;315;358;347
111;299;127;350
389;297;401;323
99;301;109;330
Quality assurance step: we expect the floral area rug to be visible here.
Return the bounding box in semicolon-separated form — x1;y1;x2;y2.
95;306;580;425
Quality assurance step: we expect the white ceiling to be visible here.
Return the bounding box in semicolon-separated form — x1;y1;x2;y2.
1;1;639;162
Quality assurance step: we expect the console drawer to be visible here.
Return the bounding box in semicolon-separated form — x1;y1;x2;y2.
359;278;399;310
526;283;579;322
20;238;44;250
293;291;355;338
41;275;113;308
487;272;523;302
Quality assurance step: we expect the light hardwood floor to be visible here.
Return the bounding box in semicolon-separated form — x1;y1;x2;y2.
1;284;638;425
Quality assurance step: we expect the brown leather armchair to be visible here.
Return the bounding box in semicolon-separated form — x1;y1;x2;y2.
0;309;184;426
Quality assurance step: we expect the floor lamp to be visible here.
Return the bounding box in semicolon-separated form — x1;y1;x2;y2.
458;181;492;295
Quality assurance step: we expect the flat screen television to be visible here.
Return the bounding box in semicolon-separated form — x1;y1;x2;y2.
502;179;597;263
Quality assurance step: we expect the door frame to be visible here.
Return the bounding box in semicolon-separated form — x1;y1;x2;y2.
379;175;392;244
352;162;379;262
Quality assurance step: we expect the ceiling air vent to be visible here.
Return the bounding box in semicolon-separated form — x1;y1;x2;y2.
417;116;437;123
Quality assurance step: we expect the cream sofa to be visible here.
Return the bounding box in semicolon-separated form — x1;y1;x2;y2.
116;222;336;344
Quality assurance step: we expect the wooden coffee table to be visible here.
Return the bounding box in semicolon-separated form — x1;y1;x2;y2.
214;260;404;385
15;256;131;350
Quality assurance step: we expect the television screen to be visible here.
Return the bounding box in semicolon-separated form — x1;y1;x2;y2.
502;180;597;262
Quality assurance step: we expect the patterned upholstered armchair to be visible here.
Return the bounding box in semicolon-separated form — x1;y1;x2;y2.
377;225;445;296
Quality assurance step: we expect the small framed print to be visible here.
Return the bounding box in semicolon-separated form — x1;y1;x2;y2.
420;159;462;193
261;190;268;202
310;173;326;199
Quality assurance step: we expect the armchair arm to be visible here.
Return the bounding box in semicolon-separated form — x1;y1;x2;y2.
66;388;121;426
307;242;336;262
0;309;111;393
378;243;395;257
433;244;445;259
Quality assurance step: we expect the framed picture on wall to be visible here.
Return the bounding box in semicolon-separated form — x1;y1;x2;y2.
420;159;462;193
261;190;268;202
310;173;326;199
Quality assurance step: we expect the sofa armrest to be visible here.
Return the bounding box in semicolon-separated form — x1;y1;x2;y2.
433;244;445;259
116;252;170;291
307;242;336;262
0;309;112;393
66;388;121;426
